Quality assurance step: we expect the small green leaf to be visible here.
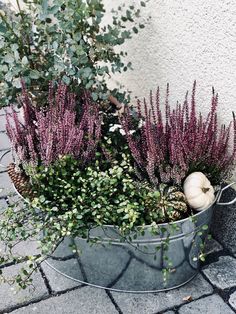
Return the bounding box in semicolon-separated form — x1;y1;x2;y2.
22;56;29;65
0;23;7;33
12;78;21;88
30;70;40;79
4;54;14;64
62;75;71;85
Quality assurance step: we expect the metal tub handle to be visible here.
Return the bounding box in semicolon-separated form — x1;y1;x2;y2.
0;149;11;169
216;182;236;206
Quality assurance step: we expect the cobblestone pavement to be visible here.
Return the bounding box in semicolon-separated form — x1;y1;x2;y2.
1;110;236;314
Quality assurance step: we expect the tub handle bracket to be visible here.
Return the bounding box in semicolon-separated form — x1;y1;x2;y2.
216;182;236;206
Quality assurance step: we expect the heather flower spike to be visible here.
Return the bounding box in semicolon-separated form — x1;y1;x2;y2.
121;82;236;185
6;82;102;167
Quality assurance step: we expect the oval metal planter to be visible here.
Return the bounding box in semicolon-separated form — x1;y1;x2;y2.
1;150;236;292
45;184;235;293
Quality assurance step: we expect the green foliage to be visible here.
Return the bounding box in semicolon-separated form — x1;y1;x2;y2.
30;154;150;231
0;0;149;106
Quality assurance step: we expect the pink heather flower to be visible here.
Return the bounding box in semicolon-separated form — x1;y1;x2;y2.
121;82;236;185
6;82;102;167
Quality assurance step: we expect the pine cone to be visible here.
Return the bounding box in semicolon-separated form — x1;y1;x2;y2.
7;163;34;199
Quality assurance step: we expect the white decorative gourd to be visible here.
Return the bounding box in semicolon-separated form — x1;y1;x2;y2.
183;172;215;211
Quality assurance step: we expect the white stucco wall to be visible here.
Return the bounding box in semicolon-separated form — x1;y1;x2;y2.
103;0;236;181
1;0;19;10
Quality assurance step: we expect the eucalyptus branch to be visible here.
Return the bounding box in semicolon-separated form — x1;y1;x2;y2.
0;0;148;106
16;0;33;64
0;11;20;41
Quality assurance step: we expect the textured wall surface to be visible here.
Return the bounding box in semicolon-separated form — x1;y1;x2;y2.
103;0;236;180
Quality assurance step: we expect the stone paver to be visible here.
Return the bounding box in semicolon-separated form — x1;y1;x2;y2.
0;114;6;131
7;193;21;205
0;239;40;259
41;260;83;292
202;256;236;289
0;211;40;254
111;274;213;314
0;106;19;116
0;148;13;173
229;291;236;311
178;294;234;314
0;171;14;197
10;286;118;314
0;132;11;151
204;238;223;254
0;197;8;213
0;263;48;312
0;108;7;115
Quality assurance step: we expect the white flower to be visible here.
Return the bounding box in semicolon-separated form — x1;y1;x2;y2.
109;124;122;132
109;123;136;136
32;24;39;35
129;130;136;135
138;119;145;128
119;128;126;136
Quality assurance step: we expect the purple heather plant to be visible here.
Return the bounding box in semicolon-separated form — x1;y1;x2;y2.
121;82;236;186
6;82;102;167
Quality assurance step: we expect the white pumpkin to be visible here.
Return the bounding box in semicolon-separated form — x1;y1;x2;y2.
183;172;215;211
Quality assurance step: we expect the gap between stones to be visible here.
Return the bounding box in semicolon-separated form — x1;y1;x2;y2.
38;264;53;295
200;271;236;314
106;290;124;314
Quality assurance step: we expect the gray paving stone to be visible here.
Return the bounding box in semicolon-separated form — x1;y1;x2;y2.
0;108;7;116
202;256;236;289
211;187;236;254
0;114;6;131
11;286;117;314
163;312;175;314
0;239;39;268
41;260;83;292
0;263;48;311
229;291;236;310
0;171;14;197
0;132;11;151
204;238;223;255
0;239;40;259
49;237;75;259
12;240;40;257
7;193;21;205
178;294;234;314
0;197;8;213
111;274;213;314
0;149;13;173
0;106;19;116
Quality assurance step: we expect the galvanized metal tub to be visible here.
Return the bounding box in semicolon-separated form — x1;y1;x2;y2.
44;183;236;293
1;151;235;292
